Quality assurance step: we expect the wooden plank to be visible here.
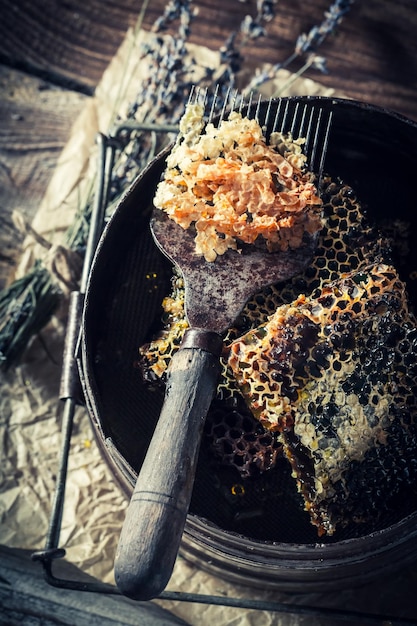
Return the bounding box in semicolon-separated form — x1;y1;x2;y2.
1;0;417;120
0;545;189;626
0;0;149;92
314;0;417;122
0;66;86;287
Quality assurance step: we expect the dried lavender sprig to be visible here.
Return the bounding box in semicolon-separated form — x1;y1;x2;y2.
241;0;279;41
152;0;194;40
218;0;279;79
295;0;354;56
271;53;328;97
244;0;354;94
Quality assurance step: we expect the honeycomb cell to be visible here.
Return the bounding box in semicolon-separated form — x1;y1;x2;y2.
203;400;283;478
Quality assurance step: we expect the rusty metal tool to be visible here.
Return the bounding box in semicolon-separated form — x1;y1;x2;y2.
115;90;332;600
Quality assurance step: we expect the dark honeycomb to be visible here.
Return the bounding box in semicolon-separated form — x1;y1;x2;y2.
228;263;417;535
138;177;417;536
203;398;283;479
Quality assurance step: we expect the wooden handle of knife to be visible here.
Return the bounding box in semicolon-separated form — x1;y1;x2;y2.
114;336;221;600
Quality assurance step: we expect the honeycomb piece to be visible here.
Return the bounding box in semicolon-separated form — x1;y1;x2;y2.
138;270;188;384
227;263;417;535
154;107;323;262
203;399;283;479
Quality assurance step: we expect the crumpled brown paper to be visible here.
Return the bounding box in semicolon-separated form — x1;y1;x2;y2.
2;26;417;626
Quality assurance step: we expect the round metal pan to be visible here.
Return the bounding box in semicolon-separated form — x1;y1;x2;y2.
80;96;417;592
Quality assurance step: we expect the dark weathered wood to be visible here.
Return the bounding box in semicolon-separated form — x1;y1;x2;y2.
0;544;190;626
0;66;86;287
1;0;417;120
115;344;221;600
0;67;85;212
315;0;417;122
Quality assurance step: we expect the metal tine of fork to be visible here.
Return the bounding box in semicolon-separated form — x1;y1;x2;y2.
229;89;239;115
254;93;262;123
246;91;254;119
207;84;220;125
238;93;245;115
280;101;291;134
303;106;316;161
289;102;301;136
263;96;273;130
187;84;196;104
317;110;333;185
271;98;284;134
201;87;209;108
292;104;309;142
309;108;323;172
219;86;232;124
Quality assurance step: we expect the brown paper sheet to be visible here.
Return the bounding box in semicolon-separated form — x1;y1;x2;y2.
2;27;417;626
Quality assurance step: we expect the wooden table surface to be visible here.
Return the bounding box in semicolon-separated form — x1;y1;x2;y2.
1;0;417;287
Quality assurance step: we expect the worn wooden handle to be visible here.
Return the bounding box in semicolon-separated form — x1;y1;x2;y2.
114;334;222;600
